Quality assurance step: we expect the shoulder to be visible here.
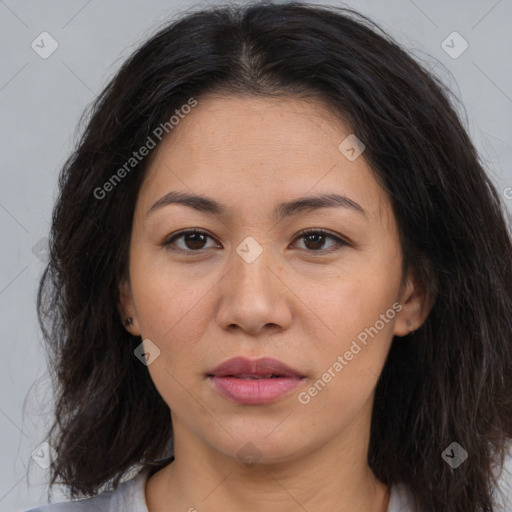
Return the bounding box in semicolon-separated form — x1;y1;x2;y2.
388;439;512;511
21;469;150;512
20;494;110;512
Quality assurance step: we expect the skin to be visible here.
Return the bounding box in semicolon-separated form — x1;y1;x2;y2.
118;94;432;512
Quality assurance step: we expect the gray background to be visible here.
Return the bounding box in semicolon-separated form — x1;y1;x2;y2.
1;0;511;510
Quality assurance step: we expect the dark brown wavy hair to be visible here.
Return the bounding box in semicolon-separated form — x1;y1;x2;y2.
36;2;512;511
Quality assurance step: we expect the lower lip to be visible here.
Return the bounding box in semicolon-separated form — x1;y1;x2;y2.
209;376;303;405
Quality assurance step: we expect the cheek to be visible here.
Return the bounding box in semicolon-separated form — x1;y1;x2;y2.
291;268;398;400
293;267;398;344
296;295;395;426
131;251;216;344
136;283;213;413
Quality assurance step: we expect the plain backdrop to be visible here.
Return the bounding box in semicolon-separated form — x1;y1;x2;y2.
1;0;511;510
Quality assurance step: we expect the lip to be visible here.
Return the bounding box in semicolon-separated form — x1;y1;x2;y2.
207;356;305;405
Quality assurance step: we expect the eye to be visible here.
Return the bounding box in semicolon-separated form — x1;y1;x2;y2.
292;229;348;253
162;228;348;254
163;229;220;253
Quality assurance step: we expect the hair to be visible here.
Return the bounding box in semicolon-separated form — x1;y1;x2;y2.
36;2;512;511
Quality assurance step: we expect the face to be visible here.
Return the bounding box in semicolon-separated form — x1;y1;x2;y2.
119;93;429;465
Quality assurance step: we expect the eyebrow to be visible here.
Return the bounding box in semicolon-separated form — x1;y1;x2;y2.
146;190;366;220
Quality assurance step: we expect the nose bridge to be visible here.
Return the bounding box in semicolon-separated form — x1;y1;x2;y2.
230;235;278;302
215;235;292;334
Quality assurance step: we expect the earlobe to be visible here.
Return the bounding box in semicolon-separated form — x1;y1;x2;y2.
117;278;141;335
393;271;434;337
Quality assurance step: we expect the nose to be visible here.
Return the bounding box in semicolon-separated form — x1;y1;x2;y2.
215;241;293;336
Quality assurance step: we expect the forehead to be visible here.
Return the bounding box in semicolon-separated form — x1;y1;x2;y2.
138;94;390;225
149;93;349;166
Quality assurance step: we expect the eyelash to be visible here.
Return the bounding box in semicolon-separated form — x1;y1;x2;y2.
162;228;348;255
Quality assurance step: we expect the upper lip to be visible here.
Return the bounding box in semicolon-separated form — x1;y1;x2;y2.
208;356;305;378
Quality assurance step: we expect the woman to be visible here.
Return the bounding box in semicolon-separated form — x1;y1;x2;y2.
26;2;512;511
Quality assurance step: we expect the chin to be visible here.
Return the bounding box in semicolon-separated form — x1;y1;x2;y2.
207;424;310;466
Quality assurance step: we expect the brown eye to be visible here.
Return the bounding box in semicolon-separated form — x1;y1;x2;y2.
183;232;208;250
163;230;220;252
293;229;348;252
163;229;347;254
303;232;326;250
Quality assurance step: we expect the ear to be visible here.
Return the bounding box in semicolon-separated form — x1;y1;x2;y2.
117;277;142;336
393;270;435;337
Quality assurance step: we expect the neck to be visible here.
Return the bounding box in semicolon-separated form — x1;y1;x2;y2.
145;402;390;512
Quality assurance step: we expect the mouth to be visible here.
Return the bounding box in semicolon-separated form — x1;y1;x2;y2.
207;356;306;405
219;374;288;379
